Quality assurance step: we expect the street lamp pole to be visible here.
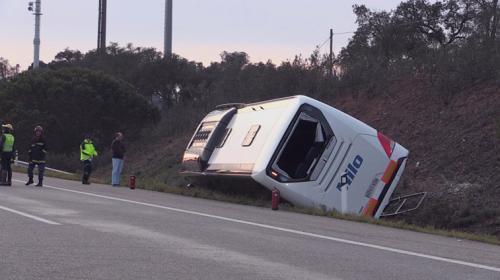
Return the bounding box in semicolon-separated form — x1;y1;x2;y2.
164;0;173;58
28;0;42;69
98;0;107;51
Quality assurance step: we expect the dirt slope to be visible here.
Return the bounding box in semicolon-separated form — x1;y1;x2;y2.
331;81;500;236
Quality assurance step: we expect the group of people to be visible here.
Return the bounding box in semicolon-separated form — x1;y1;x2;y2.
0;123;126;187
0;124;46;186
79;131;126;186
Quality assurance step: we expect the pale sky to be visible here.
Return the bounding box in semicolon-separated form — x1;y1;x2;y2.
0;0;404;69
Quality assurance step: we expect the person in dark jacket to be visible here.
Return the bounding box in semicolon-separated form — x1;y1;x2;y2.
111;132;126;186
26;125;47;187
0;124;15;186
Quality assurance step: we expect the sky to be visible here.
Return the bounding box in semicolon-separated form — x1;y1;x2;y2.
0;0;405;69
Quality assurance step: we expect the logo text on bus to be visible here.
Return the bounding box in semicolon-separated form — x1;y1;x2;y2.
336;155;364;191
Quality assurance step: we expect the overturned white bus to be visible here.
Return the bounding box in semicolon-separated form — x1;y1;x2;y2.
181;95;409;218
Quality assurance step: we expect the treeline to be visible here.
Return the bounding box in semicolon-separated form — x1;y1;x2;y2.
0;68;159;170
0;0;498;170
47;0;500;105
340;0;500;98
45;45;340;137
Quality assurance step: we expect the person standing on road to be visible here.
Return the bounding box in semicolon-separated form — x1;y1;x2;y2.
26;125;47;187
111;132;126;186
80;133;98;185
0;124;15;186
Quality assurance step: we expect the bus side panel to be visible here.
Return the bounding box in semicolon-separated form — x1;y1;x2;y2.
321;134;391;214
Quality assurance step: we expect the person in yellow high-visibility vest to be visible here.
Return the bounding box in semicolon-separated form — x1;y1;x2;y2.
0;124;15;186
80;133;98;185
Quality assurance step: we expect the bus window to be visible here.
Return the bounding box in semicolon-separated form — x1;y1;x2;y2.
269;105;334;182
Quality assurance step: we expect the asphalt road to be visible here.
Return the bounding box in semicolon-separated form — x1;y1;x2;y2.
0;173;499;280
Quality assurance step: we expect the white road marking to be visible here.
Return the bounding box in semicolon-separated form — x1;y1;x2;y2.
0;204;61;225
12;179;500;273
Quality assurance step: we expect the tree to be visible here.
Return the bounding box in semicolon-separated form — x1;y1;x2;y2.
337;0;499;95
395;0;474;47
465;0;499;43
0;57;17;80
0;68;160;155
54;48;83;63
220;51;249;71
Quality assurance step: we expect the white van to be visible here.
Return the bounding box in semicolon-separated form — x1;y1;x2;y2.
181;95;409;218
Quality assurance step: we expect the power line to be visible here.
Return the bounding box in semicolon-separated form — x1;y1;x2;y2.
315;30;356;50
316;37;330;49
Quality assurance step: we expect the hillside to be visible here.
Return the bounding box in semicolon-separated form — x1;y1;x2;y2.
96;79;500;237
333;81;500;236
3;0;498;238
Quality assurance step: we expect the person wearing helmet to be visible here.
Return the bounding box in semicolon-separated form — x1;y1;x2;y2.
80;133;98;185
26;125;47;187
0;124;15;186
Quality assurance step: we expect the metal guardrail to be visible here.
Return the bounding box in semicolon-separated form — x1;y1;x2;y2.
14;160;74;176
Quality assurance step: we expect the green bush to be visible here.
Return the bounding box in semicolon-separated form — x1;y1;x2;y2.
0;68;160;156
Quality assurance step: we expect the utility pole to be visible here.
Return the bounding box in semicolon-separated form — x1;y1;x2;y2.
329;28;333;76
97;0;107;51
164;0;173;58
28;1;42;69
